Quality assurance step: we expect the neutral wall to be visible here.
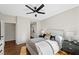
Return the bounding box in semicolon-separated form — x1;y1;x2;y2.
36;21;41;36
1;14;16;23
16;16;30;44
40;6;79;39
0;22;1;35
5;23;16;41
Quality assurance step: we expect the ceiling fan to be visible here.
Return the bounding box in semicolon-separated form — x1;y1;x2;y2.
25;4;45;17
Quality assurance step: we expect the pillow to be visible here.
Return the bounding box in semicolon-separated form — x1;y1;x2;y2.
44;33;51;40
55;35;63;49
39;34;46;38
50;35;55;41
43;34;46;38
44;35;50;40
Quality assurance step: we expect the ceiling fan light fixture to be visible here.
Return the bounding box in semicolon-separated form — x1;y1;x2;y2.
34;7;37;10
25;4;45;17
35;14;37;17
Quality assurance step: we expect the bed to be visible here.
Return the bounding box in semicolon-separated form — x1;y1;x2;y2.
26;29;64;55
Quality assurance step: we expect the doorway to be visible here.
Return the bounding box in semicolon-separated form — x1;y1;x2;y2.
4;23;17;55
5;23;16;42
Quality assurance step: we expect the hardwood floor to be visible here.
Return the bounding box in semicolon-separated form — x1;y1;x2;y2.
4;40;30;55
4;40;69;55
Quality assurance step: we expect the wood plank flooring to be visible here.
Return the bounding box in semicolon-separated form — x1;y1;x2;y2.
4;40;30;55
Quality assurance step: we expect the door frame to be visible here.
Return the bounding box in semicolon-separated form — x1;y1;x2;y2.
0;19;5;55
1;20;5;41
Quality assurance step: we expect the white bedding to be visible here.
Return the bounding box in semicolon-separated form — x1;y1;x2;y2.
45;40;59;54
26;38;60;55
35;40;59;55
26;38;45;55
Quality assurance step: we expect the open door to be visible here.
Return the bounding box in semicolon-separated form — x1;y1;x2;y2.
0;20;5;55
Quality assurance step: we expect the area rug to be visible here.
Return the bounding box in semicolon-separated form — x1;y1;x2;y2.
20;46;26;55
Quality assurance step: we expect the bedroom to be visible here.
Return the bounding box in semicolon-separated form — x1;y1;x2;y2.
0;4;79;55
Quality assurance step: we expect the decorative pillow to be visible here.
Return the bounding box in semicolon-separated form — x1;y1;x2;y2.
39;34;46;38
50;35;55;41
55;35;63;49
44;35;50;40
44;33;51;40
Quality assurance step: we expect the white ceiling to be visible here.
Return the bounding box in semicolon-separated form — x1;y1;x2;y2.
0;4;79;21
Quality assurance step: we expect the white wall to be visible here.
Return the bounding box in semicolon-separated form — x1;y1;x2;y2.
41;7;76;31
40;6;79;40
1;14;16;23
74;7;79;35
36;21;41;36
5;23;16;41
0;22;1;35
16;16;30;44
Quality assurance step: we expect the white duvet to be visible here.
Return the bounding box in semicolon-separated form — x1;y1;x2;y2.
26;38;60;55
35;40;59;55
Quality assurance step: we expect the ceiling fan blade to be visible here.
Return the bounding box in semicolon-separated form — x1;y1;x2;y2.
37;12;45;14
36;4;44;12
25;5;35;12
26;12;35;14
